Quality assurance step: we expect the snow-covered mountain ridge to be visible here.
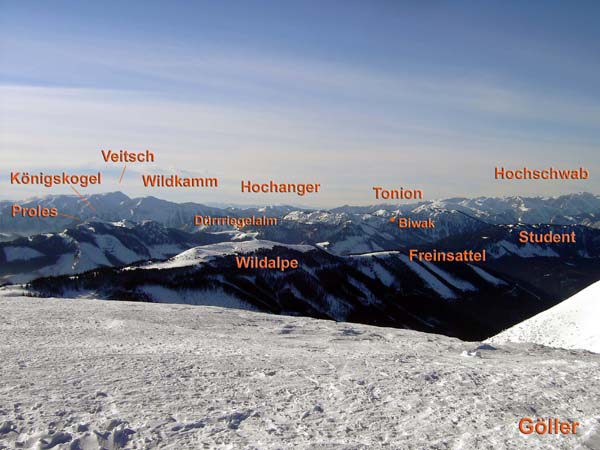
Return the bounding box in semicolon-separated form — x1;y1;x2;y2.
490;280;600;353
2;192;599;236
0;220;240;284
20;240;562;341
2;216;598;299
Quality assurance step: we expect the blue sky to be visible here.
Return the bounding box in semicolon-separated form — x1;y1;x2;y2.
1;1;599;205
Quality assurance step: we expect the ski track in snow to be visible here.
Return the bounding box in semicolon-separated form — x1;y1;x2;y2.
1;296;599;450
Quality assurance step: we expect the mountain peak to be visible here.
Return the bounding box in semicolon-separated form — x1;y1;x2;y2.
90;191;130;201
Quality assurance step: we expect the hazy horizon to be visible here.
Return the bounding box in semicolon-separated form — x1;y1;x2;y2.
2;189;598;211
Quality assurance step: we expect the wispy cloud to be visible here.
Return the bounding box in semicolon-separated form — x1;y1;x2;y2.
1;34;599;205
4;36;600;128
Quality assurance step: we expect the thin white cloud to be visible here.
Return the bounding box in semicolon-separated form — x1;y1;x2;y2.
1;83;597;206
4;36;600;129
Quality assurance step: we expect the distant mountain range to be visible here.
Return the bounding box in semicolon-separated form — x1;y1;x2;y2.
0;192;225;234
2;192;599;237
1;191;598;341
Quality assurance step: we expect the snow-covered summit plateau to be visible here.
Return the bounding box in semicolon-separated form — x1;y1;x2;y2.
0;296;599;449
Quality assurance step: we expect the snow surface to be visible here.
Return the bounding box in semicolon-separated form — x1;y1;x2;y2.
0;296;599;449
75;242;113;272
370;262;396;287
398;255;457;300
349;252;398;286
353;260;396;287
93;234;141;264
490;281;600;353
147;243;186;259
421;261;477;292
139;285;257;310
142;240;315;270
468;264;507;286
330;237;383;255
488;240;560;258
349;251;400;258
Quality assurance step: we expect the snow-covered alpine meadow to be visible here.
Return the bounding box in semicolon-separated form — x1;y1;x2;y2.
1;296;599;449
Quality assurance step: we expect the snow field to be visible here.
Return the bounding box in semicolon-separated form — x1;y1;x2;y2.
1;296;599;449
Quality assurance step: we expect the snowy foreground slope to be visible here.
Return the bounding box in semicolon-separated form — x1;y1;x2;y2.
1;297;599;450
490;281;600;353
